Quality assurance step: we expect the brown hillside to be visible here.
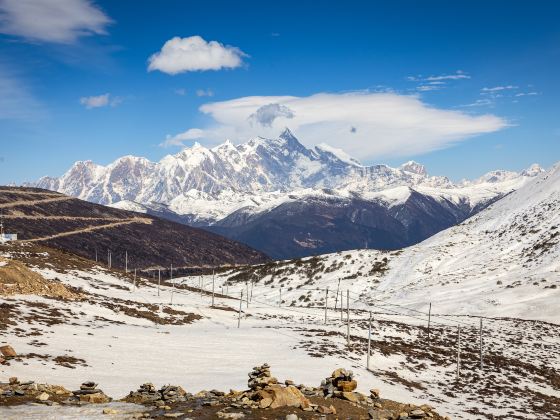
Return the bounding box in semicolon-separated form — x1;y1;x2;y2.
0;187;269;269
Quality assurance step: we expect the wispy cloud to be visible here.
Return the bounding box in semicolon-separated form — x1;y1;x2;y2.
407;70;470;83
79;93;121;109
148;35;247;75
0;64;44;120
167;92;508;160
0;0;112;44
407;70;470;92
196;88;214;97
481;85;518;93
174;88;187;96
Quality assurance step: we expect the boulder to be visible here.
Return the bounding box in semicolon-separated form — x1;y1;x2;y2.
342;391;360;403
0;345;16;357
79;392;109;403
266;385;310;409
36;392;50;401
338;379;357;392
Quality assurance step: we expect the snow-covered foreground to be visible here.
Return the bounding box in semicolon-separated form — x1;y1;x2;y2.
0;250;559;419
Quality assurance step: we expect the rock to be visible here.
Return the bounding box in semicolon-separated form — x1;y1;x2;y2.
0;357;5;364
36;392;50;401
0;345;17;357
338;379;357;392
285;415;300;420
217;412;245;419
342;391;360;403
285;379;294;386
9;377;18;385
410;409;426;418
370;388;380;399
259;397;272;408
317;405;336;414
79;392;109;403
369;409;394;420
80;381;97;390
163;414;183;418
266;385;310;409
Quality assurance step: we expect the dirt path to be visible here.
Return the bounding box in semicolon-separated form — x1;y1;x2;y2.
0;196;73;209
3;215;125;221
22;217;153;242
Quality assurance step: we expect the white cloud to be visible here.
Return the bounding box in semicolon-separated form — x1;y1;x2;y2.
0;0;111;44
196;88;214;97
249;103;295;127
175;92;508;160
147;36;246;75
79;93;121;109
174;88;187;96
161;128;204;147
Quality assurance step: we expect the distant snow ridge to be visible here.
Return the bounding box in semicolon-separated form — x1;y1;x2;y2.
33;128;543;226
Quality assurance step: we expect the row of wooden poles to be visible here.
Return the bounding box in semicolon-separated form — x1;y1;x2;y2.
101;249;484;382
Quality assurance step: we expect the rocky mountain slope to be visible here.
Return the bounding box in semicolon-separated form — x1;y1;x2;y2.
32;129;544;259
214;161;560;322
0;187;268;269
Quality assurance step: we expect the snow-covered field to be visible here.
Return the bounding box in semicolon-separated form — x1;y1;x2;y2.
2;163;558;419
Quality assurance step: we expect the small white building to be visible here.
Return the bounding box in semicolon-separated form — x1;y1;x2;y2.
0;214;17;243
0;233;17;243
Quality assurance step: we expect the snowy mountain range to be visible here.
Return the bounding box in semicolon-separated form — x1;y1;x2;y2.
33;128;545;258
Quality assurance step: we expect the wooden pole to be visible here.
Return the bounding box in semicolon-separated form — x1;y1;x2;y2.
246;281;249;309
427;302;432;340
212;270;215;307
95;248;97;263
238;290;243;328
250;279;254;302
157;269;161;297
367;311;372;370
324;287;328;324
334;279;341;310
346;289;350;347
458;325;462;380
125;251;128;273
480;318;483;370
340;290;344;321
133;268;136;291
171;264;174;290
279;287;282;307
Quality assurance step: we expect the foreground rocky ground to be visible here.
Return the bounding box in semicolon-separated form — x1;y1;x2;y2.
1;365;445;419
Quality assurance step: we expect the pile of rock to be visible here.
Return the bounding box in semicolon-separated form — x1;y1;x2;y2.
0;376;72;405
321;368;358;398
126;382;189;406
247;363;278;390
71;381;110;403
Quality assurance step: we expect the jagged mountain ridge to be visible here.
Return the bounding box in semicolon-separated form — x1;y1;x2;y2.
32;129;544;259
35;128;466;205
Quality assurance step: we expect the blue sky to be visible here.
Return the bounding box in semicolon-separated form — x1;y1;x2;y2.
0;0;558;184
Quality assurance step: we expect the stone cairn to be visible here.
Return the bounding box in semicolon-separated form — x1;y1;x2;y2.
248;363;278;390
71;381;110;403
320;368;380;404
0;377;109;406
127;382;189;407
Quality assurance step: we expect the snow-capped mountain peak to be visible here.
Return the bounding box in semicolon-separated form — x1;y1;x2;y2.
400;160;427;176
